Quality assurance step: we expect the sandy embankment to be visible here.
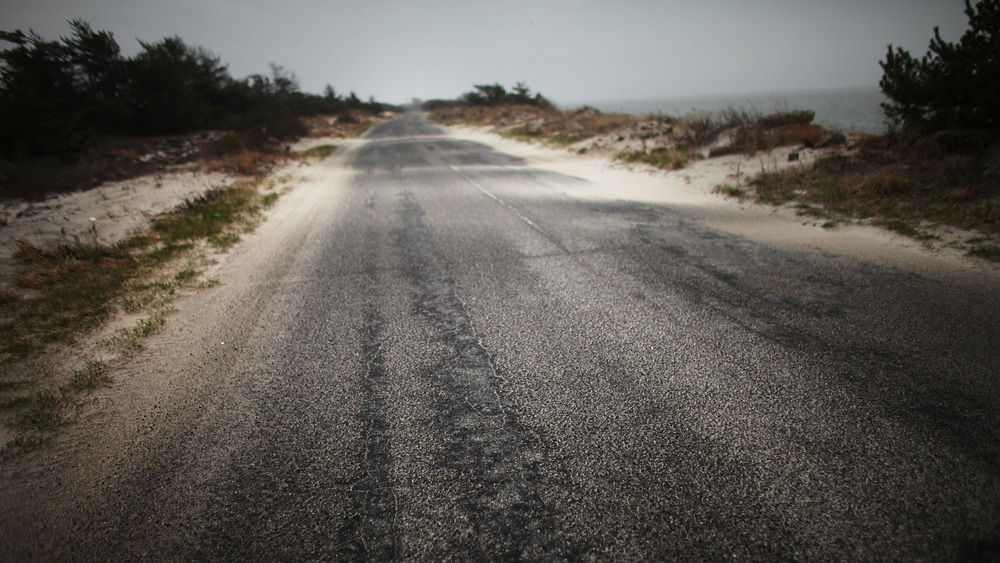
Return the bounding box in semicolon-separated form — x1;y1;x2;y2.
443;124;1000;287
0;171;234;292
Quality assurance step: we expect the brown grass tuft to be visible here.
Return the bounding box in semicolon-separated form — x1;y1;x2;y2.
856;169;917;196
0;285;16;305
13;240;46;262
775;123;826;147
728;133;1000;240
18;261;88;289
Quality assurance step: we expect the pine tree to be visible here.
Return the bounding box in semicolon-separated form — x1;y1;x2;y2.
879;0;1000;135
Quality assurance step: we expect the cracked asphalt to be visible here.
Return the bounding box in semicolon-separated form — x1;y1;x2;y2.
5;111;999;561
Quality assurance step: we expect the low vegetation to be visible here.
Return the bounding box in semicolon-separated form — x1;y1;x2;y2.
0;84;382;458
425;82;555;112
0;173;287;459
717;134;1000;258
616;148;703;171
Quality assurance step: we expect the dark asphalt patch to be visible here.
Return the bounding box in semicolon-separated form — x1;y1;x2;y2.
396;191;577;559
338;307;399;559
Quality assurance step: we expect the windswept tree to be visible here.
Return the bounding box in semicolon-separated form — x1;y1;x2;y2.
323;83;337;101
268;63;298;96
0;28;86;155
463;83;507;105
511;81;531;102
879;0;1000;135
0;20;390;162
126;36;232;134
63;19;130;132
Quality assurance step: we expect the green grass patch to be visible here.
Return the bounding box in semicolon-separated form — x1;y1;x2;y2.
174;268;198;283
153;185;258;243
878;219;923;238
300;144;337;160
2;388;68;459
209;231;242;250
2;395;35;411
968;243;1000;262
10;389;66;432
101;313;166;356
714;184;747;199
0;381;31;394
1;185;263;359
501;128;587;147
261;192;280;208
67;360;111;390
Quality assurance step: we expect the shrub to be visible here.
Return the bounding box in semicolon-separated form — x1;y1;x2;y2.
616;149;702;171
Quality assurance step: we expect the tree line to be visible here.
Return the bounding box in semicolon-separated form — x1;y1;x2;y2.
0;20;384;158
423;82;554;111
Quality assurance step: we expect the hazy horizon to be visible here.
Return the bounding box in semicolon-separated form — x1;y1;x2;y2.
0;0;972;105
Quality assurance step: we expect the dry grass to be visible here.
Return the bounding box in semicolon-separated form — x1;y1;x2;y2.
67;360;112;390
709;110;839;156
509;107;637;143
0;285;17;306
0;176;286;458
616;148;704;171
776;123;827;147
725;133;1000;257
428;103;559;128
300;112;384;139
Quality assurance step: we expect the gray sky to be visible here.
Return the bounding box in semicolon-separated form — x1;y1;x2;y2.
1;0;972;105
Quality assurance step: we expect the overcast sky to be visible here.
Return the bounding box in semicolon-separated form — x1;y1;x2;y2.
0;0;972;105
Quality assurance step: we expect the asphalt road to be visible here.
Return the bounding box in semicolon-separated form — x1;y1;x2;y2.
11;111;1000;560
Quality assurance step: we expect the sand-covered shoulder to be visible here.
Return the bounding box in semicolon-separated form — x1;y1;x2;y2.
443;124;1000;287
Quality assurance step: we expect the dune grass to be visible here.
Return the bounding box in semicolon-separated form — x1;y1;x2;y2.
715;135;1000;259
0;177;286;459
616;149;704;171
500;128;588;147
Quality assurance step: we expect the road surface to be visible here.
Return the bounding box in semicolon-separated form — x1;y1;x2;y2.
4;111;999;560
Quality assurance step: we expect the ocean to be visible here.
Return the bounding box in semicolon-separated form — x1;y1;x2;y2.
563;87;890;134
